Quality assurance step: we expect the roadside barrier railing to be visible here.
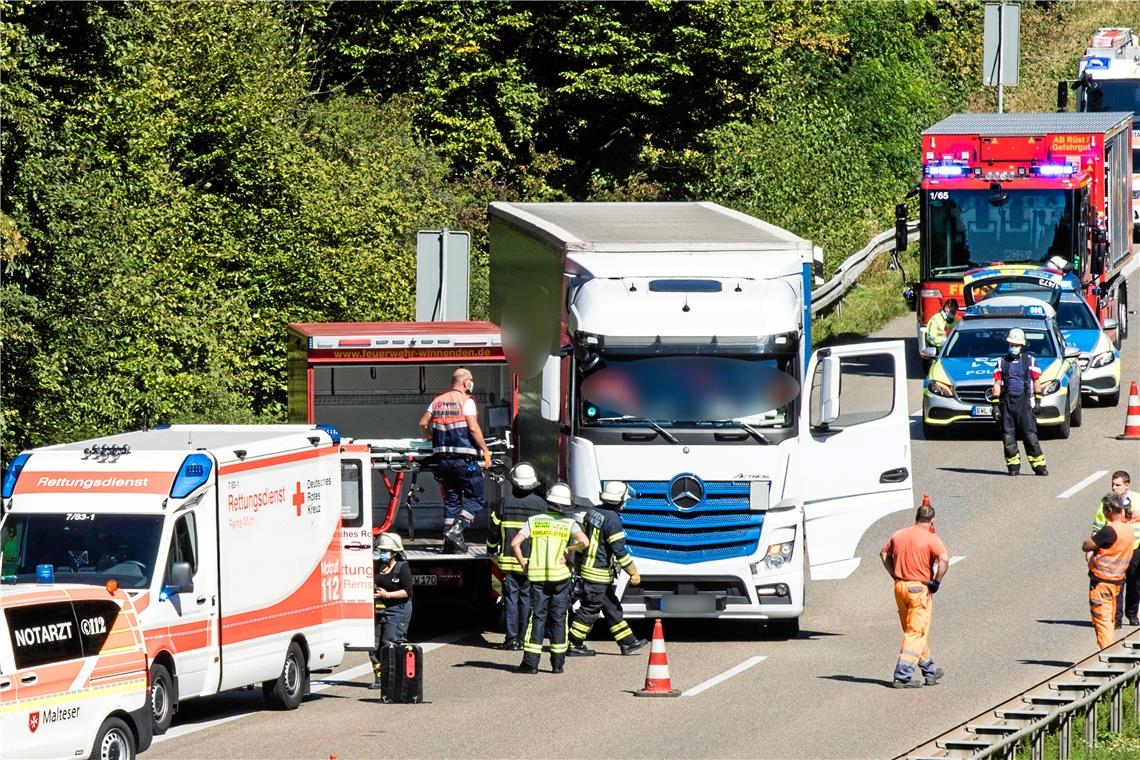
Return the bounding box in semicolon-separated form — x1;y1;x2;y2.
902;632;1140;759
811;221;919;315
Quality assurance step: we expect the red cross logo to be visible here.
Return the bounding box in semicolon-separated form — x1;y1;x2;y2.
28;711;40;733
292;482;305;517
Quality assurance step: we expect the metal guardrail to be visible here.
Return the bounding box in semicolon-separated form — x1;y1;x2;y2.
811;221;919;315
902;631;1140;759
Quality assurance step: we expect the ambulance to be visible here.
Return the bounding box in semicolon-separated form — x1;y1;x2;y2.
0;425;374;734
0;582;152;760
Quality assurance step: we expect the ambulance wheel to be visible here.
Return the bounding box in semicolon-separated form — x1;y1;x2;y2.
90;716;136;760
149;663;174;735
263;641;307;710
1070;395;1083;428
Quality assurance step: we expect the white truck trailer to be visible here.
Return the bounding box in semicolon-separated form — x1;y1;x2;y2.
488;202;914;633
0;425;375;733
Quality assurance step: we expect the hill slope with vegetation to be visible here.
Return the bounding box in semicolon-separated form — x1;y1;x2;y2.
2;0;1138;457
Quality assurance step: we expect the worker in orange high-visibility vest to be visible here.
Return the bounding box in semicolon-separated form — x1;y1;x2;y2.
880;500;950;688
1083;493;1135;648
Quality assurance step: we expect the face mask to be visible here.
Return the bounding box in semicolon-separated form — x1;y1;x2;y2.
465;379;475;393
1009;345;1021;356
377;551;392;563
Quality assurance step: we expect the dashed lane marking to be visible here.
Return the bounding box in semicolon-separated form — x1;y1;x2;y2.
1058;471;1108;500
949;556;964;566
681;655;767;697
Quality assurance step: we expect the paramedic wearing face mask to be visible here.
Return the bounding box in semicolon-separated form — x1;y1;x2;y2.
420;367;493;553
990;328;1047;476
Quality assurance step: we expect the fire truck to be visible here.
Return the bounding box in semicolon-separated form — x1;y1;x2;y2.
1060;27;1140;242
286;321;513;609
897;112;1134;353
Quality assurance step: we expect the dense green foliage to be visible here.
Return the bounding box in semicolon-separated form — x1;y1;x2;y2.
2;0;1137;458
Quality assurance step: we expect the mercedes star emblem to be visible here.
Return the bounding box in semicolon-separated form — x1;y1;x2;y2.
668;474;705;511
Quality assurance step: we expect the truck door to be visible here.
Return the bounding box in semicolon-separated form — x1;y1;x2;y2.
338;454;374;649
799;340;913;580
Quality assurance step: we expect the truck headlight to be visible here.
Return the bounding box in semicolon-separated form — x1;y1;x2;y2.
1042;380;1061;395
1090;351;1115;368
764;541;794;570
927;380;953;398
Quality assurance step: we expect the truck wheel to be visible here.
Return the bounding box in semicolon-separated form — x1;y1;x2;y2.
1119;289;1129;341
90;716;136;760
149;663;174;735
263;641;307;710
1071;395;1083;428
922;421;943;441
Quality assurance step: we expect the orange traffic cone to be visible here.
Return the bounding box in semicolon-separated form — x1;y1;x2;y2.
921;493;932;508
634;619;680;697
1118;381;1140;441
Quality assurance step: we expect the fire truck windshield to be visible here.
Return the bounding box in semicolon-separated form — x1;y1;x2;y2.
922;189;1075;278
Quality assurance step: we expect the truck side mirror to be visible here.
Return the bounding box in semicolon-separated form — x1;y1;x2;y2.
168;561;194;594
1056;81;1069;112
540;355;561;423
1091;229;1108;276
819;355;841;426
894;204;909;253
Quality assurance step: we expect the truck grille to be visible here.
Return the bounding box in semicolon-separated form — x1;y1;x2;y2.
620;481;762;565
955;384;991;404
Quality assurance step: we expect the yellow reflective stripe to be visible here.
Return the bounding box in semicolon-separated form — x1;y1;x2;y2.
581;567;612;583
0;676;146;713
616;554;633;567
607;531;626;543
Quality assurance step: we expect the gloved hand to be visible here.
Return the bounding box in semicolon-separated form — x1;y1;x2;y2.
925;579;940;594
627;563;641;586
1033;395;1043;415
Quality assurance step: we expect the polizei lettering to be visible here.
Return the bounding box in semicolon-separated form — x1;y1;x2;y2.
227;486;287;513
14;621;74;647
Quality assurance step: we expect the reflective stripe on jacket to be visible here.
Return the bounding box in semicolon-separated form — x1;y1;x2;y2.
579;507;634;584
488;491;547;572
428;390;477;456
1089;525;1135;583
525;513;575;583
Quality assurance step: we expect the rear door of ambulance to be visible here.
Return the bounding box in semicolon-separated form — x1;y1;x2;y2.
338;446;375;649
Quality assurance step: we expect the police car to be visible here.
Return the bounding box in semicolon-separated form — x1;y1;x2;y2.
921;297;1082;440
1056;288;1121;406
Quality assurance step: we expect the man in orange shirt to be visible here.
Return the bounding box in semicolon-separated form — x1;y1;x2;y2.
880;500;950;688
1082;493;1134;648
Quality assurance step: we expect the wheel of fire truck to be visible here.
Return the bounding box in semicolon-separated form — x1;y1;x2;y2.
922;421;944;441
1118;287;1129;342
263;640;307;710
1070;392;1083;428
149;661;174;735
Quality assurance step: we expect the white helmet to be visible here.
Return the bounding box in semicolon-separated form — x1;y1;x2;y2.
373;532;404;560
510;462;540;490
1006;327;1027;346
1047;254;1069;272
600;481;629;506
546;482;573;511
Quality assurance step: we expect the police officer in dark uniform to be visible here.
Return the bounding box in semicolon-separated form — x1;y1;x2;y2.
486;462;546;650
419;367;492;553
567;481;649;657
990;327;1047;476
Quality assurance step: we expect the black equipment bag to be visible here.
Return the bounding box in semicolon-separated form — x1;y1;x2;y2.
381;642;424;704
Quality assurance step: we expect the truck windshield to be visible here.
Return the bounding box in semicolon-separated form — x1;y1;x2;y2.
578;354;799;428
1080;79;1140;114
0;514;163;590
923;189;1074;278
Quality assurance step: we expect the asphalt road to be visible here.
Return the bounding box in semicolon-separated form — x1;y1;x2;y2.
148;270;1139;760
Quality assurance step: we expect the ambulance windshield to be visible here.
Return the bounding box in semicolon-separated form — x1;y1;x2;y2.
0;513;163;589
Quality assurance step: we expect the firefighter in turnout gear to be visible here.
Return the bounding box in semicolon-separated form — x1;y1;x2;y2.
486;462;546;650
567;481;649;657
990;327;1047;476
510;482;589;674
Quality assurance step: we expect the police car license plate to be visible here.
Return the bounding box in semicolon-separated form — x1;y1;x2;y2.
971;405;994;418
412;574;437;586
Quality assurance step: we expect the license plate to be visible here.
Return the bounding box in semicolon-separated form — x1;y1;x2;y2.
661;595;717;614
412;574;438;586
971;405;994;417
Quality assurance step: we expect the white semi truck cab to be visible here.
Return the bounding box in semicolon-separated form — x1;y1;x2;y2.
489;202;914;632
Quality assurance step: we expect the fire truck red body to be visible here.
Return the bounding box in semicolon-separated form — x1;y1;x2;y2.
910;112;1134;349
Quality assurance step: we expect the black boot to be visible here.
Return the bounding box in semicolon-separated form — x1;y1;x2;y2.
1033;466;1048;476
1007;465;1020;476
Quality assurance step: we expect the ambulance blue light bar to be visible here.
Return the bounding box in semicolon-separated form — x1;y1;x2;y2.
170;453;213;499
317;424;341;445
1034;164;1077;177
2;453;31;498
963;304;1048;319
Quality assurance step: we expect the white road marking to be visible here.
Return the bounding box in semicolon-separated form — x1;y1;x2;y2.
949;556;964;566
1058;471;1108;499
681;655;767;697
154;629;470;743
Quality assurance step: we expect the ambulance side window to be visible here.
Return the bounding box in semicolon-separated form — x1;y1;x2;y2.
341;461;363;527
71;600;120;656
167;513;198;577
6;602;83;669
